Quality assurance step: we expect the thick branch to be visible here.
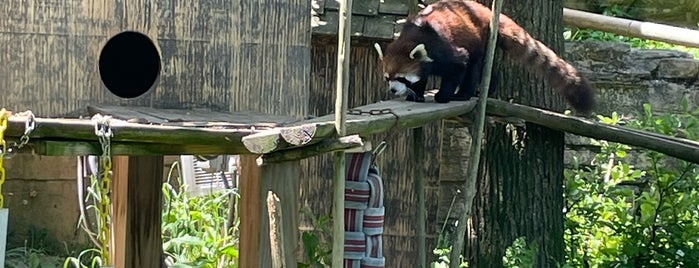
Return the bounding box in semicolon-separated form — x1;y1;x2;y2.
485;98;699;164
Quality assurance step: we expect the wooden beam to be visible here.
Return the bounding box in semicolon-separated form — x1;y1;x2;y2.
485;98;699;164
31;140;250;156
5;116;254;147
111;155;165;268
239;155;300;268
242;96;478;153
564;8;699;48
262;135;364;163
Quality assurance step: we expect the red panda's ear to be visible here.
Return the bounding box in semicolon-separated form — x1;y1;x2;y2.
374;43;384;61
409;44;433;62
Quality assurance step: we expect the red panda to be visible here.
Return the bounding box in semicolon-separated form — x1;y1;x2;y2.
374;0;595;114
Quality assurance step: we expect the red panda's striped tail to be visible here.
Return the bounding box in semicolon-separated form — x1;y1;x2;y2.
497;17;595;114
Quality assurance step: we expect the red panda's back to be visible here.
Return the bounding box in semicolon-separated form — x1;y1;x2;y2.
414;1;493;52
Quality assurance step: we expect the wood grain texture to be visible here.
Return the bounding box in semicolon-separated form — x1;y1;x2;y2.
229;2;309;268
229;0;311;118
111;155;165;268
0;0;237;117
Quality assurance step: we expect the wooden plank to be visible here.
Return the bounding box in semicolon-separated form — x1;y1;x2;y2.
88;105;296;127
5;116;257;148
33;140;250;156
364;15;398;40
111;155;165;268
378;0;410;15
242;96;478;153
111;156;129;268
353;0;379;16
239;155;262;268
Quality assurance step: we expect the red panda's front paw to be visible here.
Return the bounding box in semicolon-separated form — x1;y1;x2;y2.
406;95;425;102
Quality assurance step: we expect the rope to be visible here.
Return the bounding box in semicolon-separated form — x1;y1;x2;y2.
0;109;9;208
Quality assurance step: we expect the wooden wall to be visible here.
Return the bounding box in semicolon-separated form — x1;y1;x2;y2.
302;42;443;266
0;0;237;117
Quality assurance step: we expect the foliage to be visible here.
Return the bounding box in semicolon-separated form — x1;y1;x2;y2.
428;193;468;268
430;247;468;268
4;246;64;268
502;237;538;268
161;161;239;268
63;161;108;268
298;210;332;268
61;160;240;268
564;100;699;267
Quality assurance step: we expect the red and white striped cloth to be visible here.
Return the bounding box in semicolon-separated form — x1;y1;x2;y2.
344;152;385;268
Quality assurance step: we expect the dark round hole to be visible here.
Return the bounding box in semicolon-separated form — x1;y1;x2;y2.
99;31;161;99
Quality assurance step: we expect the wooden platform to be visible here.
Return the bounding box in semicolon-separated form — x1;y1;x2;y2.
5;97;699;164
4;97;477;156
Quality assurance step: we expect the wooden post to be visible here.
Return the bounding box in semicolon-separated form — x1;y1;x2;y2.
239;155;300;268
334;0;353;265
230;0;310;265
449;0;503;266
111;155;165;268
267;191;285;268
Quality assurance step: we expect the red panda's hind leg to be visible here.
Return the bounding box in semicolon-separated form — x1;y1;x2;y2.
434;65;467;103
453;58;484;101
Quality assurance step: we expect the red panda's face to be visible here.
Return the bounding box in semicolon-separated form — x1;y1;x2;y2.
374;43;433;97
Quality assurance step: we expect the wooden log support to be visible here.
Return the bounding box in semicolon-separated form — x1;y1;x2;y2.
111;155;165;268
239;155;299;268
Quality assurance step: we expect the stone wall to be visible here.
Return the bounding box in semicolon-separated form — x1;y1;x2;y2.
566;41;699;116
563;41;699;166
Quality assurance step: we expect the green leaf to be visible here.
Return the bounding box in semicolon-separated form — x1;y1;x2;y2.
640;202;656;224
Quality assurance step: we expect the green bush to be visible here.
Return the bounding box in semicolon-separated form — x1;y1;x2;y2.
564;100;699;266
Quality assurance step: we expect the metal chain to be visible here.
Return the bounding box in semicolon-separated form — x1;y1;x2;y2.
347;108;394;116
14;111;35;150
3;111;37;158
346;108;401;156
92;114;113;265
0;109;9;208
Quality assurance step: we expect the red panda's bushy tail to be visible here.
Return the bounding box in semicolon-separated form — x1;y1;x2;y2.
496;16;595;114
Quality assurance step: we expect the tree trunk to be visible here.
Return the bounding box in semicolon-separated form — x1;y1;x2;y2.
465;1;566;267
